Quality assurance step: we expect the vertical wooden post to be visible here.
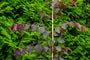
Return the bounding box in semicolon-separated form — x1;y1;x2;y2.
52;0;54;60
52;0;60;60
52;10;54;60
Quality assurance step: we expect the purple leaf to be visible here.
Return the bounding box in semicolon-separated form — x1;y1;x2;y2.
35;45;44;54
55;27;60;33
55;46;62;51
52;0;58;7
64;50;68;54
58;37;65;43
67;21;75;27
11;24;14;30
52;0;58;10
60;28;66;33
54;8;60;13
40;12;45;20
43;31;50;38
14;24;18;32
69;1;76;7
42;46;49;54
14;50;21;59
20;47;26;56
49;40;55;46
46;2;50;7
64;5;71;8
74;23;81;29
19;24;25;35
38;27;46;34
26;45;34;55
24;24;30;29
31;23;37;32
81;26;86;32
60;23;67;29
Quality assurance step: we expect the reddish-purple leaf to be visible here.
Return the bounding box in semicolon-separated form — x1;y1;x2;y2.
43;46;49;53
24;24;30;29
81;26;86;32
55;46;62;51
58;11;63;18
46;2;50;7
35;45;44;54
64;47;72;52
49;40;55;46
60;23;67;29
52;0;58;7
58;37;65;43
43;31;50;38
20;47;26;56
31;23;37;32
74;23;81;29
69;1;76;7
14;24;18;32
67;21;75;27
11;24;14;30
64;50;68;54
39;11;45;20
55;27;60;33
26;45;34;55
19;24;25;34
64;5;70;8
73;0;76;2
60;28;66;33
14;50;21;59
38;27;46;34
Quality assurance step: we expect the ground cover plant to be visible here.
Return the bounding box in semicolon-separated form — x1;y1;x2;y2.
0;0;90;60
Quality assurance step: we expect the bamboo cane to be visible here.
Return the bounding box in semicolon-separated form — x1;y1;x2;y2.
52;0;54;59
52;0;60;60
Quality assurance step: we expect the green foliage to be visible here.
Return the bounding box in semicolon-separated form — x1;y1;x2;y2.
0;0;90;60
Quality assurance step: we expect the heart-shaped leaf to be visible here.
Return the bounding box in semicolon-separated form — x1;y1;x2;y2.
24;24;30;29
58;37;65;43
14;50;21;59
55;27;60;33
43;31;50;38
38;27;46;34
35;45;44;54
49;40;55;46
31;23;38;32
26;45;34;55
67;21;75;27
20;47;26;56
60;23;67;29
55;46;62;51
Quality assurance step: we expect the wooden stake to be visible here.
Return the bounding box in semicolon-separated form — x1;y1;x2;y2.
52;0;54;60
52;0;60;60
52;10;54;60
